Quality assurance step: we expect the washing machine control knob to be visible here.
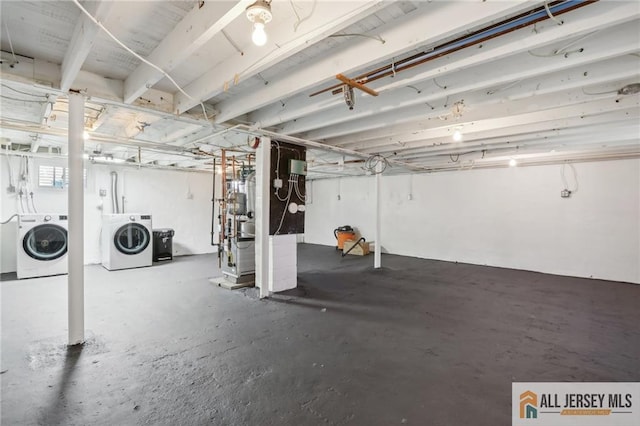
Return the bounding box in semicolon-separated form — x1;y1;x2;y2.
44;215;51;222
129;215;136;221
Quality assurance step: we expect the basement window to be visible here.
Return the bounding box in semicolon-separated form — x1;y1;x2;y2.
38;165;86;188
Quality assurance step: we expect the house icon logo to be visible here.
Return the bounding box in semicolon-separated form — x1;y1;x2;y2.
520;390;538;419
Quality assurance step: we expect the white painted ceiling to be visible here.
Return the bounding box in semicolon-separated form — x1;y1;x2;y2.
1;0;638;178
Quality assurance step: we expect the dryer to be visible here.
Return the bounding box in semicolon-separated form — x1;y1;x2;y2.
102;214;153;271
17;214;68;279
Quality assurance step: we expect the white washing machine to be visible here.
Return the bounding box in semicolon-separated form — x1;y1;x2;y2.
17;214;69;279
101;214;153;271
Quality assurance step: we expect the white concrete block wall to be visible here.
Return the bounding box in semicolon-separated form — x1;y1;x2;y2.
269;234;297;292
1;156;217;273
305;159;640;284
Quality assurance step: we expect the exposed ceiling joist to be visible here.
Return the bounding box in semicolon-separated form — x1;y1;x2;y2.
123;0;255;104
211;1;534;123
355;95;639;155
174;0;389;115
252;2;639;131
386;109;639;158
0;55;208;128
60;1;114;92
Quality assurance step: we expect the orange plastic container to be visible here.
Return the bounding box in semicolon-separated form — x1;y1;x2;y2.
334;226;356;250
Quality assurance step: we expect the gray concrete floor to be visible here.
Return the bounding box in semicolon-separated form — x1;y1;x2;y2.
1;244;639;425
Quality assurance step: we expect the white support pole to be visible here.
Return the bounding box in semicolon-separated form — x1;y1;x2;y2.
68;92;85;345
374;162;382;269
255;136;271;298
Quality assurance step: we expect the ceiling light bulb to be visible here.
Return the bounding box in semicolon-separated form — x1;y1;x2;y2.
452;129;463;142
83;131;89;141
252;22;267;46
509;158;518;167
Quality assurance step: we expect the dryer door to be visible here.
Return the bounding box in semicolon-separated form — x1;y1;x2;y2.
114;223;150;255
23;224;68;260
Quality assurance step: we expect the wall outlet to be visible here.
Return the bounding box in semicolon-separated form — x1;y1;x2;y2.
273;178;283;189
6;185;15;193
99;189;107;197
561;189;572;198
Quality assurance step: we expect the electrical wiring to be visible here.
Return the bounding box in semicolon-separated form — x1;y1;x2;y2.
274;177;294;235
0;95;47;104
293;174;307;202
328;33;385;44
29;192;37;213
18;192;26;213
20;157;32;213
289;0;317;32
3;19;18;64
275;186;289;202
486;79;522;95
5;154;16;190
71;0;212;124
561;162;579;193
1;213;19;225
274;140;281;177
543;1;564;25
362;154;388;174
528;31;597;58
1;84;47;98
273;140;291;201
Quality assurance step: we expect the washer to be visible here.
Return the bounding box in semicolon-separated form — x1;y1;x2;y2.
17;214;68;279
101;214;153;271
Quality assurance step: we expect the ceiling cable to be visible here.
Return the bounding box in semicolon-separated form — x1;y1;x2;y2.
221;30;244;56
544;1;564;25
561;162;579;193
0;95;47;104
328;33;385;44
71;0;212;123
1;84;46;98
290;0;317;32
3;20;18;64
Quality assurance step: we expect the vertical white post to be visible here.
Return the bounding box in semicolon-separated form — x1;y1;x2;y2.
255;136;271;298
374;162;382;269
68;92;85;345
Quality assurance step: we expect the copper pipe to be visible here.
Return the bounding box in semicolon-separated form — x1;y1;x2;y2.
310;0;594;97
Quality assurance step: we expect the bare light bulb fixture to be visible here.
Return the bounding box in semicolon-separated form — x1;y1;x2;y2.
509;158;518;167
246;1;272;47
452;128;463;142
252;22;267;46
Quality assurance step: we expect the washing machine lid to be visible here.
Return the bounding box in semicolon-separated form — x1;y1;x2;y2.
114;223;150;255
23;224;68;261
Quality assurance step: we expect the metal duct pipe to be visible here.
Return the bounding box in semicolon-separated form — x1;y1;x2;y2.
110;171;119;214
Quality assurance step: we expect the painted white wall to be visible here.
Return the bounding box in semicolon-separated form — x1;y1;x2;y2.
305;159;640;284
1;156;217;273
